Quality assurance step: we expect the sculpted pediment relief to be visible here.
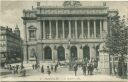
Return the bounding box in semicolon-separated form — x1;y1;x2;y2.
28;25;37;30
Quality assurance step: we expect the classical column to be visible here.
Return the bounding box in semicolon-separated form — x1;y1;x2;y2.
49;20;52;39
62;20;65;39
87;20;90;38
37;21;42;40
103;19;108;35
77;45;83;62
65;46;70;62
81;20;84;38
37;43;43;61
94;20;96;38
56;20;58;39
43;20;46;39
52;47;57;63
75;20;78;38
100;20;102;38
68;20;71;38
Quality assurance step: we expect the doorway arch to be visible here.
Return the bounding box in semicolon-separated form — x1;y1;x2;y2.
70;46;77;60
57;46;65;61
44;46;52;60
83;46;90;60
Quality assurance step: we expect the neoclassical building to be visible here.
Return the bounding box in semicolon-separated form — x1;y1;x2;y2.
22;1;118;63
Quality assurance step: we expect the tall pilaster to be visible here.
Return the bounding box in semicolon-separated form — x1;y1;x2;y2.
49;20;52;39
68;20;71;38
65;46;70;62
100;20;103;38
56;20;58;39
37;21;42;40
77;45;83;62
62;20;65;39
75;20;78;38
81;20;84;38
89;44;96;59
52;47;57;63
43;20;46;39
103;19;108;37
94;20;96;38
87;20;90;38
37;43;43;61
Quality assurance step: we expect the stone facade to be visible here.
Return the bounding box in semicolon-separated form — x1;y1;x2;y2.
22;1;118;63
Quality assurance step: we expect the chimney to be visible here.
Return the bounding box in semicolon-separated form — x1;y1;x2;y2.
37;2;40;7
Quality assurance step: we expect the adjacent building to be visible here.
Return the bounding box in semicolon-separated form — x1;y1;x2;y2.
0;26;22;66
22;1;118;63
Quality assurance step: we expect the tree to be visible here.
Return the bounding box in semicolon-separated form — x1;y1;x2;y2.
106;15;127;56
106;15;127;77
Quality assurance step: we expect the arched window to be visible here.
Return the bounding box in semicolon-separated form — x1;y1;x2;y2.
44;46;52;60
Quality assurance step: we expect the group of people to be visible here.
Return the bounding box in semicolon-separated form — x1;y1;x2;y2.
3;63;26;76
2;58;99;77
113;56;127;78
73;58;98;76
32;63;59;76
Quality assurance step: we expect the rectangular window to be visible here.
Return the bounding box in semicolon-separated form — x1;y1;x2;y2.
29;30;36;38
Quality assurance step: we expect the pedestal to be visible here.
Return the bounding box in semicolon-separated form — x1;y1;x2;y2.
98;51;110;75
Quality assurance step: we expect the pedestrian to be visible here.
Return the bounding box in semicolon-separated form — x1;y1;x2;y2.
21;64;24;70
9;65;12;71
22;67;26;76
73;63;78;76
51;65;53;71
82;64;87;75
35;64;37;69
15;65;19;74
12;66;16;74
93;58;98;70
87;63;90;75
32;64;35;70
54;64;58;72
41;65;44;73
47;66;51;75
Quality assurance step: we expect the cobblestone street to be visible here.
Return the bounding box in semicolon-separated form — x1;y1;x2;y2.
0;63;127;81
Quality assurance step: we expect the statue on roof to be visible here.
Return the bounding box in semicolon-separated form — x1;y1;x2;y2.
63;0;82;8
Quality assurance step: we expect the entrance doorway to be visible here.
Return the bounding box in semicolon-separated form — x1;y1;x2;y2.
44;46;52;60
70;46;77;61
83;46;90;60
57;46;65;61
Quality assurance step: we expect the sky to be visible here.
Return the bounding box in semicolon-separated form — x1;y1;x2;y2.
0;0;128;39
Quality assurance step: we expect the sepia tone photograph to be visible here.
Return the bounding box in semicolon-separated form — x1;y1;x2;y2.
0;0;128;81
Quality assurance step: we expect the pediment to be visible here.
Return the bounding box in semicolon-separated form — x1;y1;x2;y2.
28;25;37;29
